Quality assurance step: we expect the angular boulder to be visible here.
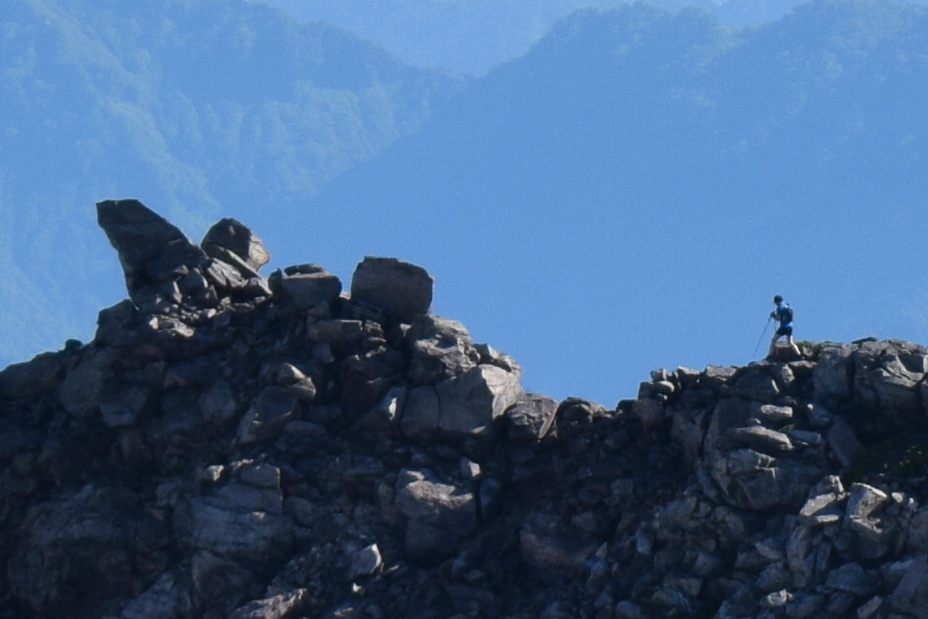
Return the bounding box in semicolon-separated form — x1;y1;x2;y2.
277;265;342;310
401;365;524;439
350;257;433;322
505;393;560;441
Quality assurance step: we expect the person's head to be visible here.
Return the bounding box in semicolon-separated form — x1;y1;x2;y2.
773;295;783;304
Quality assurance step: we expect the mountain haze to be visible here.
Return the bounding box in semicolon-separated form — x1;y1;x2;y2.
260;0;928;75
0;0;461;368
292;0;928;403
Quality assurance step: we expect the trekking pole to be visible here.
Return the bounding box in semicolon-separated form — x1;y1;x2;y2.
753;316;772;357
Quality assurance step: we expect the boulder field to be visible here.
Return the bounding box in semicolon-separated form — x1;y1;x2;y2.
2;200;928;619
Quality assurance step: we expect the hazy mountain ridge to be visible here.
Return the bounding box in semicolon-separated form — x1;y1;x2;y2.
259;0;928;75
0;0;462;368
293;0;928;402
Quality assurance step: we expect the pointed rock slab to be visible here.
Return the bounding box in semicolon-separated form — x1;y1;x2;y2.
201;217;270;271
350;257;433;322
97;199;206;302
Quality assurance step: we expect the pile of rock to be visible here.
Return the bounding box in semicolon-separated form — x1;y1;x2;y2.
2;201;928;619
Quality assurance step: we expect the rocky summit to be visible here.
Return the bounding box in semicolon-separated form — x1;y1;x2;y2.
3;201;928;619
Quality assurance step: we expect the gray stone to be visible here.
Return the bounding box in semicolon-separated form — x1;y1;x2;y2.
8;486;168;617
632;398;664;433
727;426;794;454
263;363;316;402
201;217;270;271
846;483;890;545
708;448;820;511
118;572;190;619
203;258;248;292
407;315;480;385
353;385;407;434
732;368;781;401
891;556;928;618
475;342;522;377
506;393;560;441
826;418;862;468
237;387;302;445
868;354;924;425
799;491;845;527
813;343;856;405
198;379;238;425
58;348;115;417
97;199;207;302
749;402;794;426
856;596;884;619
99;384;153;428
202;244;262;280
0;354;62;399
907;507;928;552
401;365;522;439
350;256;433;322
227;589;306;619
825;562;879;596
395;469;477;558
756;563;792;592
519;512;597;574
400;385;441;440
279;269;342;310
188;494;292;563
803;402;835;429
348;544;383;579
436;365;523;436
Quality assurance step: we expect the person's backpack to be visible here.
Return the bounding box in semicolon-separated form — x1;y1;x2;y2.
781;304;794;322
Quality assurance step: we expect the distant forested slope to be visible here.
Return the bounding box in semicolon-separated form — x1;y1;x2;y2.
0;0;461;367
296;0;928;400
260;0;928;75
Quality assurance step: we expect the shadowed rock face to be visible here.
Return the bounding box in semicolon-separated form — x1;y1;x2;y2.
5;203;928;619
97;199;207;304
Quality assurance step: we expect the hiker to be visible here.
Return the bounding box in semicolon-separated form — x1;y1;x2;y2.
768;295;801;358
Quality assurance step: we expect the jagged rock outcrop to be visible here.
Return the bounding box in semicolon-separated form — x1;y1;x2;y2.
4;201;928;619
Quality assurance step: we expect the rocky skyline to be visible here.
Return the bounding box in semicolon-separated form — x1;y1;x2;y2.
2;202;928;618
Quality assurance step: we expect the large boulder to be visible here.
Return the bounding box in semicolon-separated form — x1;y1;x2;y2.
350;257;433;322
97;199;206;303
276;265;342;310
401;365;524;439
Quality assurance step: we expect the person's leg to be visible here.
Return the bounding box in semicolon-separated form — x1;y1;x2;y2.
787;335;801;356
768;333;781;358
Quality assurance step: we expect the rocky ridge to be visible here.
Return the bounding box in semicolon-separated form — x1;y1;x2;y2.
2;200;928;619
